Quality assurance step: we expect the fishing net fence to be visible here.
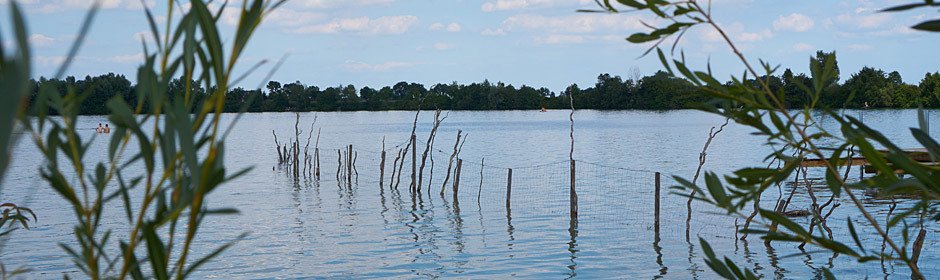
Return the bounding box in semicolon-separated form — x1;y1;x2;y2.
264;120;940;278
275;138;745;245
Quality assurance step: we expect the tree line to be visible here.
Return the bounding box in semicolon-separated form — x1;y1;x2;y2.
26;52;940;115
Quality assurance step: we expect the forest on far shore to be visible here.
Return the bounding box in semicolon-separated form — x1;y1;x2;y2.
26;51;940;115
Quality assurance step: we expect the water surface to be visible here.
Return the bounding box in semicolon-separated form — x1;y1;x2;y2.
2;109;937;279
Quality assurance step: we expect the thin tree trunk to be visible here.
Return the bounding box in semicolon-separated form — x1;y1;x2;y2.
441;130;463;195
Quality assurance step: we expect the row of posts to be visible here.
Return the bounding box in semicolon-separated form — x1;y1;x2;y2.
374;157;662;236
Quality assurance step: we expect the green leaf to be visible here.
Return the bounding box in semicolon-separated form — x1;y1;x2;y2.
616;0;646;9
182;232;247;278
881;3;928;12
912;19;940;32
143;223;168;280
627;32;659;43
911;128;940;162
847;218;866;254
704;172;730;208
760;209;809;237
656;48;673;75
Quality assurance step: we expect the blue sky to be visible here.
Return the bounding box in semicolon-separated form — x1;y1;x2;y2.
2;0;938;92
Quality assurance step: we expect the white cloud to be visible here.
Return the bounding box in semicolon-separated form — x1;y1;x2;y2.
498;14;648;34
871;25;918;36
417;42;455;51
433;42;454;50
702;22;773;43
33;0;154;13
132;31;150;43
109;53;144;63
429;22;461;32
292;15;419;35
535;34;584;44
342;60;419;72
0;0;37;5
28;34;55;47
301;0;394;8
738;29;773;42
533;34;625;45
35;55;67;67
793;43;814;51
262;9;326;27
480;0;591;12
847;44;872;51
835;12;892;29
773;13;814;32
481;28;507;36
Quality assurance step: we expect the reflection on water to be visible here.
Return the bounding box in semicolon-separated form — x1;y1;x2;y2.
2;110;939;278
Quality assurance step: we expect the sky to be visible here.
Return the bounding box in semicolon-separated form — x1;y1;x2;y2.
1;0;938;92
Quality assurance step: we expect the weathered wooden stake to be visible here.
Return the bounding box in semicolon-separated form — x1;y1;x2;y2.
336;149;342;182
570;160;578;219
655;171;661;241
380;147;386;188
506;168;513;210
273;130;282;163
411;134;417;193
419;110;446;194
453;159;463;201
353;151;358;181
394;148;405;190
315;128;321;179
441;130;463;195
294;142;300;178
282;145;288;163
391;149;401;189
347;144;353;187
477;158;485;203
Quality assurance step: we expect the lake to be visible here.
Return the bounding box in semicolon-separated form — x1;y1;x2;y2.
1;109;937;279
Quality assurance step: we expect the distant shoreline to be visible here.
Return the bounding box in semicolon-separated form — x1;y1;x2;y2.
27;65;940;115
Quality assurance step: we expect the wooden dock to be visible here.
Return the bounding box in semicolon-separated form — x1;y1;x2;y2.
799;149;936;174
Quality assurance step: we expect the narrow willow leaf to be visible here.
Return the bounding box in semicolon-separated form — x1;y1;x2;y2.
847;218;866;254
182;232;247;278
912;19;940;31
143;223;168;280
881;3;928;12
911;128;940;162
760;209;809;237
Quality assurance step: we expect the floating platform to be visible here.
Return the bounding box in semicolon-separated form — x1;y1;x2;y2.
799;149;936;174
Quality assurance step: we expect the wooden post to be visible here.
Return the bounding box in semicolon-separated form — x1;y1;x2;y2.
411;134;417;193
506;168;513;210
314;148;320;179
336;149;342;182
294;142;300;178
570;160;578;219
347;144;353;187
453;159;463;201
655;172;661;241
380;150;386;188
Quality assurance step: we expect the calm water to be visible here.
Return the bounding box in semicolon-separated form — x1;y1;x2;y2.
1;110;938;279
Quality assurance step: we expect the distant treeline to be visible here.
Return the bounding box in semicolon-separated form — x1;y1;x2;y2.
26;52;940;114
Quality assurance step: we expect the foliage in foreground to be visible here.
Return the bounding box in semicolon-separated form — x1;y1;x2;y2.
1;0;283;279
592;0;940;279
0;2;43;277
